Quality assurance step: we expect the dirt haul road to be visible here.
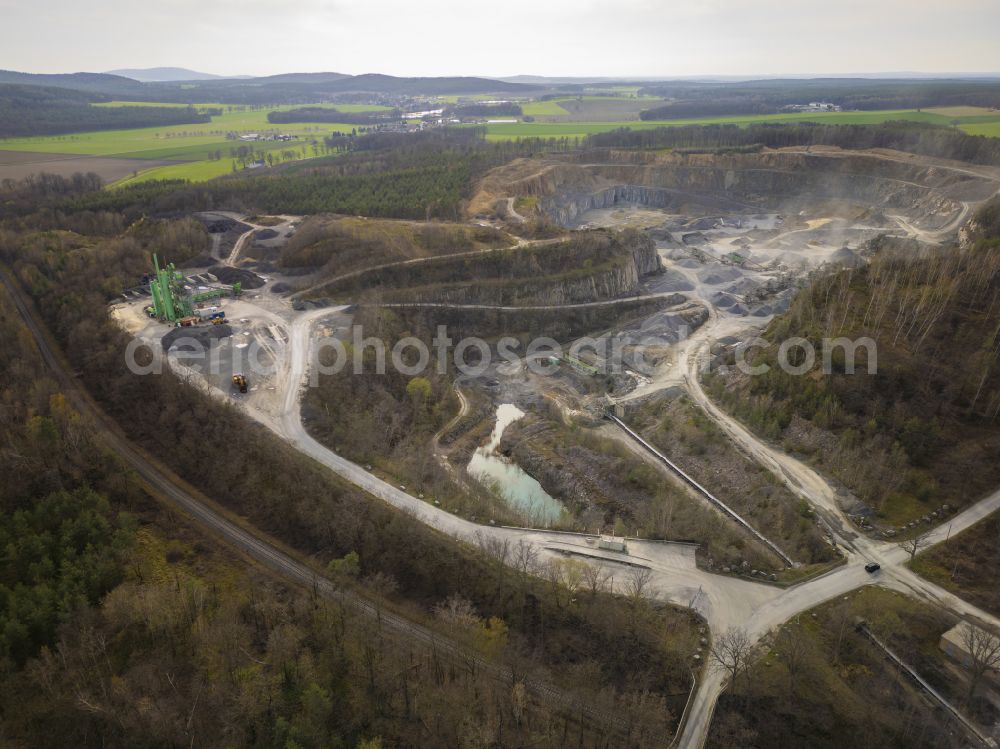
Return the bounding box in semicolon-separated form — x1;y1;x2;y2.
123;290;1000;748
610;300;1000;747
263;304;1000;748
256;188;1000;747
101;230;1000;749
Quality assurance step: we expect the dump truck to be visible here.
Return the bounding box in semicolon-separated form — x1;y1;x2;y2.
232;374;248;393
176;316;199;328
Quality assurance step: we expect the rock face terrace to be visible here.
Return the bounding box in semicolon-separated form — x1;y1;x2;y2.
308;229;662;305
473;146;1000;231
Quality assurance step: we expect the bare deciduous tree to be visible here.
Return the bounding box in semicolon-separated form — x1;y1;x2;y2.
477;533;510;599
434;593;480;629
546;558;587;600
775;625;811;694
710;627;754;692
511;540;539;579
960;623;1000;704
580;564;612;597
898;531;931;563
623;567;654;603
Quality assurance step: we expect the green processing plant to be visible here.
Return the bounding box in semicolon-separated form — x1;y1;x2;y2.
148;254;193;322
146;254;242;323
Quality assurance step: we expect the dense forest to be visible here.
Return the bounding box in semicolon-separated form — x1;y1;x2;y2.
0;83;211;137
0;289;136;668
587;121;1000;165
706;201;1000;525
4;154;488;221
447;103;524;118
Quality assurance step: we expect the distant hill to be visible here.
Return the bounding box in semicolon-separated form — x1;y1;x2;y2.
105;67;238;82
238;73;538;95
0;69;541;104
252;72;352;84
0;70;145;97
330;74;538;95
498;75;623;85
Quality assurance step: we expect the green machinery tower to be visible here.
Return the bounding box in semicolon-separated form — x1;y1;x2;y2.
148;254;193;322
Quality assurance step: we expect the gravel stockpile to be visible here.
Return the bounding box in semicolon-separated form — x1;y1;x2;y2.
208;266;266;290
161;323;233;351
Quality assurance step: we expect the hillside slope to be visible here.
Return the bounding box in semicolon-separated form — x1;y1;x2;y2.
706;200;1000;526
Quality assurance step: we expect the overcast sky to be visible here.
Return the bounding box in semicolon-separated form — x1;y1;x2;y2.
4;0;999;78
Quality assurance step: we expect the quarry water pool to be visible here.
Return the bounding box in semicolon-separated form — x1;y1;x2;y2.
467;403;565;524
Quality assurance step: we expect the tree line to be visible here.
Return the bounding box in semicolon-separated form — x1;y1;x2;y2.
267;107;403;125
587;121;1000;166
636;78;1000;119
0;83;210;137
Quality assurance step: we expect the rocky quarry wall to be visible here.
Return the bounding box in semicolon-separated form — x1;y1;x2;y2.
388;233;661;306
325;229;662;306
480;150;997;228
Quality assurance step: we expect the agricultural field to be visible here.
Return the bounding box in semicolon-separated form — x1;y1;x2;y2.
0;149;175;182
521;94;665;120
961;121;1000;137
0;102;388;184
520;99;571;117
485;105;1000;140
5;98;999;186
434;93;505;103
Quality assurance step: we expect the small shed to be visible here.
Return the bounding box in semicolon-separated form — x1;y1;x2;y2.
598;535;627;553
939;621;980;668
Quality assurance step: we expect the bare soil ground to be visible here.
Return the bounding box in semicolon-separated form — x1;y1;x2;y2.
0;150;177;182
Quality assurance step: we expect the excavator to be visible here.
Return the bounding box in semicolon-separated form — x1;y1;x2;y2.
232;374;248;393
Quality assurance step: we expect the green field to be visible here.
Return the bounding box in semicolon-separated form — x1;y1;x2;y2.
960;121;1000;137
485;106;1000;140
0;102;385;184
521;99;573;117
521;94;660;118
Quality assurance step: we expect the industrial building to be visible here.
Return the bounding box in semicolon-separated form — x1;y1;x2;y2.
145;254;242;325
